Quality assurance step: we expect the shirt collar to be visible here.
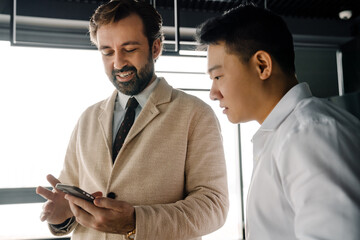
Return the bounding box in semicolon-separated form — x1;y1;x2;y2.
117;77;160;110
259;82;312;131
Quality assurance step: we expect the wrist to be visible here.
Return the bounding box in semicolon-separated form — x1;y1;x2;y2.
126;228;136;240
49;214;73;225
125;208;136;238
49;217;76;233
51;217;72;228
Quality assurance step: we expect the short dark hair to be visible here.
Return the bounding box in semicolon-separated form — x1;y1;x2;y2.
89;0;164;48
196;4;295;75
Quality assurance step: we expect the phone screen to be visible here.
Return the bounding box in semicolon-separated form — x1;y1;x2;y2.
55;183;95;202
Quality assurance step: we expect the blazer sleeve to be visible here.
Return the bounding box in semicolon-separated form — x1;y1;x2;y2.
134;105;229;239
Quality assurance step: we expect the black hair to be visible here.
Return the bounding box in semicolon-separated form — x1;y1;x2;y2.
196;4;295;75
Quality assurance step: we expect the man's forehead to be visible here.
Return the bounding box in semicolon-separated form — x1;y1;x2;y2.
207;43;226;73
96;17;148;48
208;42;227;58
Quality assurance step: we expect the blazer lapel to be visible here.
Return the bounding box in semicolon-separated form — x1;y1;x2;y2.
98;90;118;158
122;78;173;147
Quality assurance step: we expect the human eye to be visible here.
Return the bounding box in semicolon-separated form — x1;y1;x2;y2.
124;48;137;53
209;68;223;81
100;49;114;56
210;74;223;81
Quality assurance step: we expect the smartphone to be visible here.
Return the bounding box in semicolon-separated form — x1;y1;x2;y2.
55;183;95;202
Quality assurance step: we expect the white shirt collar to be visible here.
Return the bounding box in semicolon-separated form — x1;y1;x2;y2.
259;82;312;131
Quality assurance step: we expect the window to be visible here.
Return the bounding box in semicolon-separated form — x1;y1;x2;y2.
0;41;257;240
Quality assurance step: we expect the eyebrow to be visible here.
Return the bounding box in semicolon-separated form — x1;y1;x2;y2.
208;65;222;74
121;41;141;46
99;41;142;51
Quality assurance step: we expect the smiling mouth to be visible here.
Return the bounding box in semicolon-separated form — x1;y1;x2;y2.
115;71;135;82
119;71;133;78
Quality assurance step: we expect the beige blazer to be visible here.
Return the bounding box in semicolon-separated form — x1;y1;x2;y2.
53;78;229;240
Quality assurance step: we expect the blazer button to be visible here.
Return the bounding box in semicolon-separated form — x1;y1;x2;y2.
107;192;116;199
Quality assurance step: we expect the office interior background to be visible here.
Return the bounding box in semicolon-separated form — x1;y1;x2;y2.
0;0;359;239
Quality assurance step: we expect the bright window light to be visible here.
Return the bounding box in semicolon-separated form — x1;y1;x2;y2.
0;40;257;240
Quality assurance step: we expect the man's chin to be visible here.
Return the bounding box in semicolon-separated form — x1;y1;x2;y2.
112;79;135;95
111;73;153;95
117;87;137;96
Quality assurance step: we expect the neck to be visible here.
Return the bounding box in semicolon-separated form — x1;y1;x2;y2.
257;74;298;124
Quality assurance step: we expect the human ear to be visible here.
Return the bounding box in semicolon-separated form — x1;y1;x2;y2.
254;50;272;80
152;38;162;60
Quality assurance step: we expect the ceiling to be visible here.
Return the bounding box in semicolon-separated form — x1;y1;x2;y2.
0;0;359;49
56;0;360;21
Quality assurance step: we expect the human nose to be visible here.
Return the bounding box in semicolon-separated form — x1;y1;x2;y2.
113;51;127;70
209;82;222;101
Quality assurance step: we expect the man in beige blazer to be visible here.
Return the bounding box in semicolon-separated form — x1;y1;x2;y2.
36;0;229;239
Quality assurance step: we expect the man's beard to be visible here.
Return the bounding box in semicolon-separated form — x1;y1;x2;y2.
111;53;154;96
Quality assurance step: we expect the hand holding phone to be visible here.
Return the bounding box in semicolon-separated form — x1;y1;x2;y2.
55;183;95;202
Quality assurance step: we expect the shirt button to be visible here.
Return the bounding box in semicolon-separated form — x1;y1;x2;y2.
107;192;116;199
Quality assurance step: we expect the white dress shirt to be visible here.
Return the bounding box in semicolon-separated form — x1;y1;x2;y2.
112;77;159;143
247;83;360;240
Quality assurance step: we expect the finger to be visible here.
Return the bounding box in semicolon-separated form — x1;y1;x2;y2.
68;199;81;215
93;197;123;211
67;199;93;227
40;211;49;222
92;191;103;198
46;174;61;189
65;194;97;214
40;202;54;221
36;186;55;201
